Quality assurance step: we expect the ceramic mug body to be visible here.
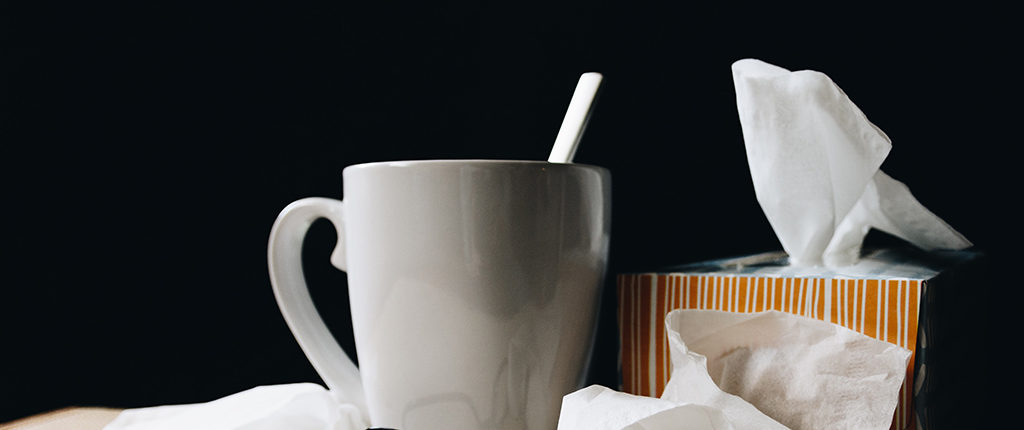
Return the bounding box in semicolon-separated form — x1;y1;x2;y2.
269;160;611;429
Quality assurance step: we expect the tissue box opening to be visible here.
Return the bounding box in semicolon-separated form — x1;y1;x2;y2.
617;247;983;430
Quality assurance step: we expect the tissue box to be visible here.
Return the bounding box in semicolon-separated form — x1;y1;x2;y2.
617;247;984;430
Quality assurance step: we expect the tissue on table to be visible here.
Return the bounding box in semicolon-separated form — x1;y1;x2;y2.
617;247;984;430
732;58;971;267
102;383;366;430
556;385;742;430
559;309;911;430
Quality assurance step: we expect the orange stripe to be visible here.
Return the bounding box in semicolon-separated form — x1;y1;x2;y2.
850;278;857;328
716;276;724;311
674;275;682;309
764;278;772;311
727;277;734;311
786;278;795;313
717;276;725;310
616;276;623;392
809;279;816;318
655;275;667;397
628;274;638;395
804;278;812;316
638;275;652;397
720;277;727;311
692;276;702;309
807;278;815;317
864;279;879;339
666;276;677;390
762;277;770;312
772;277;781;311
795;278;804;316
760;277;769;312
727;277;735;312
770;278;778;313
848;278;855;328
619;275;632;394
887;279;899;345
842;278;850;325
749;277;757;312
726;277;732;311
725;277;732;311
712;276;719;310
729;277;735;312
782;278;790;313
631;275;640;395
737;277;745;312
617;276;624;392
831;279;839;324
709;277;717;310
818;279;826;320
802;280;811;317
713;277;721;311
689;275;696;308
752;278;762;312
857;279;865;333
806;278;814;317
839;278;852;329
806;278;815;319
629;274;636;395
763;278;770;311
630;276;638;397
848;277;857;329
734;277;740;311
700;275;707;310
897;280;905;348
632;275;642;395
738;277;748;313
723;277;731;311
779;277;785;313
805;278;813;318
716;276;723;310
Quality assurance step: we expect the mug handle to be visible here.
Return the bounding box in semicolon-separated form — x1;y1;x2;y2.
267;197;367;418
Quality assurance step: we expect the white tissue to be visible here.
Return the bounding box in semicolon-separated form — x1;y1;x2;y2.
557;310;911;430
557;386;738;430
102;383;366;430
732;58;971;266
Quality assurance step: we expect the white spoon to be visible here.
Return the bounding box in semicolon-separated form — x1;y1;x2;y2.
548;72;603;163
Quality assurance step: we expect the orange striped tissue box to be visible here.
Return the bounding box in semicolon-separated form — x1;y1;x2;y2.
617;247;983;430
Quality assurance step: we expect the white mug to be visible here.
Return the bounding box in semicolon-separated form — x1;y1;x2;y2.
267;160;611;429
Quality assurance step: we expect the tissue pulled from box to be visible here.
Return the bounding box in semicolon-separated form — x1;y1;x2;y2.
102;383;367;430
558;310;911;430
732;58;971;266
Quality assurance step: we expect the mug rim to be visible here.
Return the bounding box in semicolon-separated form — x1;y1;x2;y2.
343;159;609;174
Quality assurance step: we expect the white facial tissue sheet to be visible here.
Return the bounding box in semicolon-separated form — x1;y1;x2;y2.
558;309;911;430
102;383;366;430
732;58;971;266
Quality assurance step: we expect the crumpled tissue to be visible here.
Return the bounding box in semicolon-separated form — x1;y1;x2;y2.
102;383;366;430
557;309;911;430
732;58;971;266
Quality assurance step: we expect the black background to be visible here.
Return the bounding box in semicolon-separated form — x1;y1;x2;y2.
3;2;1016;427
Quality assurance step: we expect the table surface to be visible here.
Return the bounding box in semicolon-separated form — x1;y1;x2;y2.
0;408;121;430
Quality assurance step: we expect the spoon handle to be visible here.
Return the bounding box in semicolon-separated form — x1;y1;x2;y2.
549;72;603;163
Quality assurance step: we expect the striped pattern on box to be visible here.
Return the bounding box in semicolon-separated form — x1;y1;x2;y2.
618;273;922;430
